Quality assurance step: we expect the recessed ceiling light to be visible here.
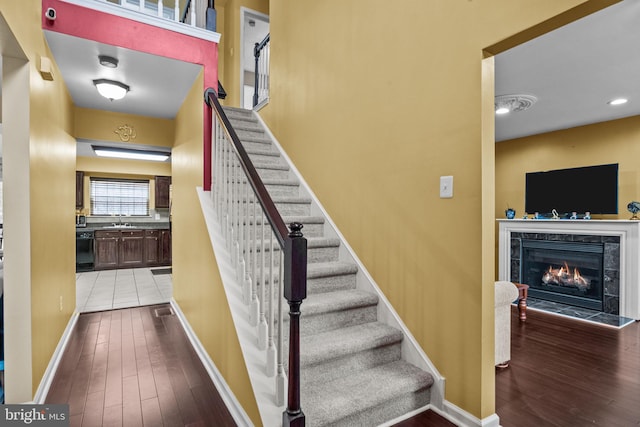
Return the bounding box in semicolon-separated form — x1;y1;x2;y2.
98;55;119;68
495;107;510;115
93;79;130;101
608;98;628;106
92;146;170;162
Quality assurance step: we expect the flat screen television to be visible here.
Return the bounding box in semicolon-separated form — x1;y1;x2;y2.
525;163;618;216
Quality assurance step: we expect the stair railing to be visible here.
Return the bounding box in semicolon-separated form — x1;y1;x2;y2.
205;88;307;427
253;33;270;107
101;0;209;29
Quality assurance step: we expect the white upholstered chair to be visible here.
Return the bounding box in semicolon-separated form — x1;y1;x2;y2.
495;280;519;367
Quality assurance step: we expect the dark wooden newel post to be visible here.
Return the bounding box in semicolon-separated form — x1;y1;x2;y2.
283;222;307;427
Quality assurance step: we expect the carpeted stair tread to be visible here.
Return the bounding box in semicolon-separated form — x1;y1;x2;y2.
301;322;403;366
307;261;358;278
248;236;339;251
245;146;280;157
302;360;434;426
302;289;377;316
254;162;289;171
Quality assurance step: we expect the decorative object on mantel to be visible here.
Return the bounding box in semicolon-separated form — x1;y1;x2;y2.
570;211;578;220
551;209;560;219
114;124;137;142
627;201;640;220
505;207;516;219
584;211;591;220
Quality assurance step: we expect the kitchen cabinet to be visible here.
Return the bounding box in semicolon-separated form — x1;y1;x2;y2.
155;176;171;209
144;229;160;266
76;171;84;209
160;229;171;265
119;230;145;268
94;230;119;270
93;228;171;270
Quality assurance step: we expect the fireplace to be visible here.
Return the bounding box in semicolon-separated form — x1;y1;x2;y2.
521;240;604;311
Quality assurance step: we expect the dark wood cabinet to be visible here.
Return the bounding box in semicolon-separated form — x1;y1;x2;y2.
160;229;172;265
119;230;145;268
76;171;84;209
94;230;119;270
155;176;171;209
144;229;160;266
93;228;171;270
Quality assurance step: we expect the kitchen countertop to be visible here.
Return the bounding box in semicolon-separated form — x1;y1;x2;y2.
77;222;170;232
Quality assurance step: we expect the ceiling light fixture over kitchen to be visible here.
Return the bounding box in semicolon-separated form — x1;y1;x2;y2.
93;79;130;101
92;146;170;162
495;94;538;115
608;97;628;106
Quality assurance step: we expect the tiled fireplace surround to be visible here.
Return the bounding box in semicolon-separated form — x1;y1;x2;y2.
498;220;640;320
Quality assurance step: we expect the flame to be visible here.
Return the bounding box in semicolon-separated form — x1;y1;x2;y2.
541;262;590;290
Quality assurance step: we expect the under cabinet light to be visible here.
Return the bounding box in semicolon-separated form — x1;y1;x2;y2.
92;146;170;162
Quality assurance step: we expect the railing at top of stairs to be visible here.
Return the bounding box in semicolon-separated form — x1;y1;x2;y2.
253;33;270;107
205;87;307;427
100;0;216;31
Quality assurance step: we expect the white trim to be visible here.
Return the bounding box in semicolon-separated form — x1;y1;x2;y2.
251;112;447;409
57;0;221;43
442;400;501;427
170;297;254;427
33;312;80;403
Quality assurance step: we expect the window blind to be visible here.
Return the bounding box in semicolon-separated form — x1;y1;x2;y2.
90;178;150;216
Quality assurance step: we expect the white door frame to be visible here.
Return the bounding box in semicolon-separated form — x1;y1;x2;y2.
239;7;269;109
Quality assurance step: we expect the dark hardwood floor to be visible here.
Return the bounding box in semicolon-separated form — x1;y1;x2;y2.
496;306;640;427
47;303;640;426
46;304;236;427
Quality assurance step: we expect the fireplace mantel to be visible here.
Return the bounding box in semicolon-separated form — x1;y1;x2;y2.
498;219;640;320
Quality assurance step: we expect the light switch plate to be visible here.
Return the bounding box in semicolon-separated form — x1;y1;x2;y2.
440;175;453;198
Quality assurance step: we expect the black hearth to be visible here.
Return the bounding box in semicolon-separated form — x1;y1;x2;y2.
521;240;604;311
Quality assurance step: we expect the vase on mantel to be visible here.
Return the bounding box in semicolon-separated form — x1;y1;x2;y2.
628;201;640;220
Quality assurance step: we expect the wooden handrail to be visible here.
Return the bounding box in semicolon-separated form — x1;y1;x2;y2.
205;88;306;426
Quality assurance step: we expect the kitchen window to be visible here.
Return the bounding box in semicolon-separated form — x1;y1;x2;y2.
90;178;150;216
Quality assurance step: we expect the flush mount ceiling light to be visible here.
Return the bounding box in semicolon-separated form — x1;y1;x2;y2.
495;94;538;115
93;79;130;101
92;146;170;162
98;55;119;68
608;97;628;106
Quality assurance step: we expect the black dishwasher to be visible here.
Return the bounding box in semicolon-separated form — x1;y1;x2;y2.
76;230;95;272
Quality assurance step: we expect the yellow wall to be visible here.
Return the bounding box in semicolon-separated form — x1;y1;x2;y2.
217;0;269;107
172;72;260;424
0;0;77;399
74;107;174;148
496;114;640;220
260;0;619;419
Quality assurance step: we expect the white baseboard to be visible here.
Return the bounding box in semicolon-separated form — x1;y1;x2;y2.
169;299;254;427
441;400;501;427
34;312;80;403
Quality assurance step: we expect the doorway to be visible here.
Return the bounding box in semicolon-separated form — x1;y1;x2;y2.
240;7;269;109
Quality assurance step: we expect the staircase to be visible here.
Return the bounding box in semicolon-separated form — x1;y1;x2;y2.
211;105;439;426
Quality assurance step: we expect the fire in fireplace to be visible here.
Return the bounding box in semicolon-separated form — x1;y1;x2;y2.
521;240;604;311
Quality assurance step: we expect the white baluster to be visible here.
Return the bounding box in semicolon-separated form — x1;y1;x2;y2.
242;186;252;305
157;0;163;17
138;0;143;12
266;230;276;377
258;210;268;350
174;0;179;22
249;199;259;327
190;0;196;26
276;254;286;406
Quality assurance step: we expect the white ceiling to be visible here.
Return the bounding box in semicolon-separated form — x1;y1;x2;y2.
43;30;202;119
495;0;640;142
38;0;639;146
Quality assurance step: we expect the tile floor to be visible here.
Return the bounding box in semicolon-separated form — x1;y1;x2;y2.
76;267;172;313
